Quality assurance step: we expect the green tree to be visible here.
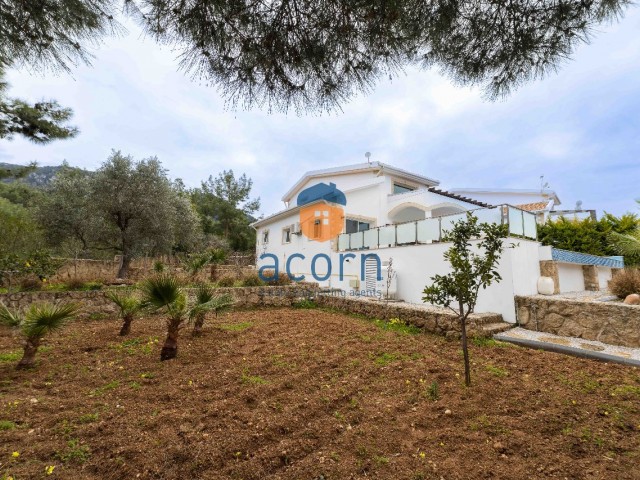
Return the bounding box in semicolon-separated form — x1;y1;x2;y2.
422;213;508;387
538;213;640;263
0;67;78;143
2;1;630;112
36;152;203;277
191;170;260;251
35;167;96;254
608;201;640;265
0;302;79;369
91;151;202;277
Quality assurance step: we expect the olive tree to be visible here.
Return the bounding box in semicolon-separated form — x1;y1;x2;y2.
422;213;508;387
36;151;203;278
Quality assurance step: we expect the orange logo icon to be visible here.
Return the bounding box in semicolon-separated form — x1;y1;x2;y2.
297;182;347;243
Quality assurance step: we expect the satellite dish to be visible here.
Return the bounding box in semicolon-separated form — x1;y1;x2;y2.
365;151;371;164
576;200;583;211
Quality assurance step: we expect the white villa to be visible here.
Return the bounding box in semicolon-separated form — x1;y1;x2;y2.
252;162;621;322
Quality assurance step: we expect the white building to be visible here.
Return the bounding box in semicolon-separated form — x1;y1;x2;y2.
252;162;619;322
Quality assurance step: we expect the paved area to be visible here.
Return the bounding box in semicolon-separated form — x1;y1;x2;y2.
496;327;640;366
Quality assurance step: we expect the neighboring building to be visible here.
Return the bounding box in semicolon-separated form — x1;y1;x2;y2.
252;162;618;322
450;187;596;223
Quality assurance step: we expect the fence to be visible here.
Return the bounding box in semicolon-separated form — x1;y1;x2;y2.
337;205;537;252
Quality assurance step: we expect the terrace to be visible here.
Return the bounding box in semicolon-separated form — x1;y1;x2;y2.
337;204;538;251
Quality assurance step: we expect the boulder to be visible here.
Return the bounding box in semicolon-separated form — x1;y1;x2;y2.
623;294;640;305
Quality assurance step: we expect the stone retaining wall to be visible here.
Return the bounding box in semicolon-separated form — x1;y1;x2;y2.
315;294;503;338
0;286;504;339
515;295;640;348
0;284;320;318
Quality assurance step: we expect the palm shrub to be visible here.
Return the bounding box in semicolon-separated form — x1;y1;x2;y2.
140;275;235;360
106;290;143;336
0;302;80;369
190;283;234;337
609;229;640;266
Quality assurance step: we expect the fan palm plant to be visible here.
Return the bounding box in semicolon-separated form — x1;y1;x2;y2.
106;290;142;336
609;229;640;265
0;302;80;369
190;284;234;337
140;274;187;361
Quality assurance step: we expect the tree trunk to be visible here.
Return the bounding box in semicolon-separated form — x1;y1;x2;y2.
119;316;133;336
160;325;179;361
192;314;205;337
117;253;131;279
460;316;471;387
17;337;40;370
210;263;218;282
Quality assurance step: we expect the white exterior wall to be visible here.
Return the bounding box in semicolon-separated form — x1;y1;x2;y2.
597;266;613;290
557;264;586;292
256;235;541;322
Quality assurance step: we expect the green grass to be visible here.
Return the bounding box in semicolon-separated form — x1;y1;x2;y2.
241;370;268;385
472;337;511;347
372;318;421;335
425;381;440;401
485;365;508;377
89;380;119;396
220;322;253;332
0;420;17;430
0;351;20;362
77;413;99;424
292;299;317;309
55;438;91;463
373;352;400;366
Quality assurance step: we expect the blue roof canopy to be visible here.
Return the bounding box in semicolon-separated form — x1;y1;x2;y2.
297;182;347;207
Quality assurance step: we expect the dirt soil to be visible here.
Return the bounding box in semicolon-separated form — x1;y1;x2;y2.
1;307;639;480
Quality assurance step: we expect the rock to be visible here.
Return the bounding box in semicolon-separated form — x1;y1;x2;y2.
623;294;640;305
444;409;452;415
537;276;555;295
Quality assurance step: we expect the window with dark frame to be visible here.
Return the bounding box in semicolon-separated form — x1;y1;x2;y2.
393;183;416;194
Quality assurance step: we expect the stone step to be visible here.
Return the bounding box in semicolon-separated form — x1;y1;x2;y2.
481;322;514;335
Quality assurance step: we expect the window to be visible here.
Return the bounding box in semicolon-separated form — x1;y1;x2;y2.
282;227;292;244
393;183;416;194
346;219;370;234
262;229;269;244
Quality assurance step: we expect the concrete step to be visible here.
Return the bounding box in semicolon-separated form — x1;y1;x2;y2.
481;322;514;335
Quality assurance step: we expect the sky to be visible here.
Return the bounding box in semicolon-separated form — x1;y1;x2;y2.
2;8;640;218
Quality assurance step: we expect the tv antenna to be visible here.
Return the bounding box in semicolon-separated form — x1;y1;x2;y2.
540;175;550;191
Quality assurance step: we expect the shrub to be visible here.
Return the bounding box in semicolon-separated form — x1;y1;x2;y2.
217;276;236;288
241;274;264;287
19;276;43;291
261;270;292;286
609;268;640;299
65;277;86;291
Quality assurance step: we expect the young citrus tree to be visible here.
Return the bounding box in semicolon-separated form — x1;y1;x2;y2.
0;302;79;369
422;213;508;387
106;290;142;336
190;283;234;337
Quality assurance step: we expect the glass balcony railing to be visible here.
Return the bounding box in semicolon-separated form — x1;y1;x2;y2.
337;205;537;251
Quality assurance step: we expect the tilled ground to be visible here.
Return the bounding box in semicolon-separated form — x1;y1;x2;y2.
1;307;639;480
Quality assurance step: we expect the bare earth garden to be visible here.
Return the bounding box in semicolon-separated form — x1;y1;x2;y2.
1;307;639;480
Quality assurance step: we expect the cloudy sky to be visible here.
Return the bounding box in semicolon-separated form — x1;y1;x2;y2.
3;8;640;217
